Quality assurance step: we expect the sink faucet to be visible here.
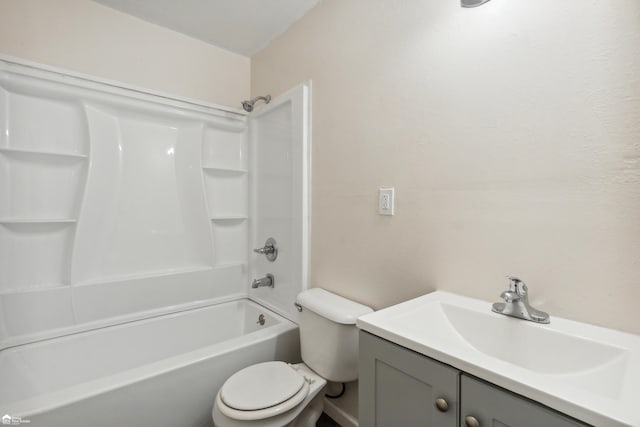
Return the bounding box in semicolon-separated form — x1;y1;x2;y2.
492;276;550;324
252;274;274;289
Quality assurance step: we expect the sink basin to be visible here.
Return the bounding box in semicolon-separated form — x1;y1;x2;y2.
440;302;627;375
357;291;640;427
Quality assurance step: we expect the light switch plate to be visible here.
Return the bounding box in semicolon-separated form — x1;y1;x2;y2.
378;187;395;216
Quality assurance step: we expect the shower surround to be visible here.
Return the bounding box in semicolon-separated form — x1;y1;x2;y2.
0;55;310;425
0;57;247;348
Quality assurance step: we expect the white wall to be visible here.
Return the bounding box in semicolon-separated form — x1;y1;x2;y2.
252;0;640;334
0;0;249;107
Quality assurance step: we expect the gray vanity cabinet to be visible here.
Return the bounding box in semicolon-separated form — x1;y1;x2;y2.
359;331;459;426
359;331;590;427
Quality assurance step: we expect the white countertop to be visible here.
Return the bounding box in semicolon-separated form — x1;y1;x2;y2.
356;291;640;427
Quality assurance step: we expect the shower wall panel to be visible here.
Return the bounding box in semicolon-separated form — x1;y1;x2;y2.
248;83;310;323
0;58;249;348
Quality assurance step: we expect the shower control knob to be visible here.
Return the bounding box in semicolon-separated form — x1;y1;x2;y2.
434;397;449;412
464;415;480;427
253;237;278;262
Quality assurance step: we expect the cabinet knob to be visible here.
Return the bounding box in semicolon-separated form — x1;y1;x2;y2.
434;397;449;412
464;415;480;427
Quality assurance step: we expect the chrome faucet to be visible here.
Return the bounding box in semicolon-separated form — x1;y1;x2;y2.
492;276;550;324
252;274;274;289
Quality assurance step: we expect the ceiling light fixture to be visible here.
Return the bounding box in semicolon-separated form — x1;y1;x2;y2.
461;0;491;7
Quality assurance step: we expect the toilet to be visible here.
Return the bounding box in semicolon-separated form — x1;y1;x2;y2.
212;288;373;427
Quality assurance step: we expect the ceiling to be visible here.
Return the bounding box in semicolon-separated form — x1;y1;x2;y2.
93;0;321;57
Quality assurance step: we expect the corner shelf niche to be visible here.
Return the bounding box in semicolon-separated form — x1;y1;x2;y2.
201;125;246;171
210;218;248;266
201;124;249;267
0;149;88;220
0;83;89;294
0;221;76;293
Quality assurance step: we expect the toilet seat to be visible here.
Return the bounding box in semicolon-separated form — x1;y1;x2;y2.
216;361;311;421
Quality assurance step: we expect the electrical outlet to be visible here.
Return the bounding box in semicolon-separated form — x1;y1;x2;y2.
378;187;395;216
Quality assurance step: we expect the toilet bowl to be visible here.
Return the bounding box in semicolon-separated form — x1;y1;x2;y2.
212;363;326;427
211;288;373;427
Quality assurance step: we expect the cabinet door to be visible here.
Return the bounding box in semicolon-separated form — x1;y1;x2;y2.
359;331;459;427
460;375;590;427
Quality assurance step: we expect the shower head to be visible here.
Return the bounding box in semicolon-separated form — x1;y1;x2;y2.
241;100;254;112
241;95;271;112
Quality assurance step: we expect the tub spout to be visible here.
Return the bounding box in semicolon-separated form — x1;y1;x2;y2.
252;274;274;289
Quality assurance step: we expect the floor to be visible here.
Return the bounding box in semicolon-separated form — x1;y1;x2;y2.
317;412;341;427
322;381;358;427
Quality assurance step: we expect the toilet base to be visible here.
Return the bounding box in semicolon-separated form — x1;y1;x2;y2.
291;391;324;427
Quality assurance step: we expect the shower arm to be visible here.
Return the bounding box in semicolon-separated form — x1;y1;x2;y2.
250;95;270;104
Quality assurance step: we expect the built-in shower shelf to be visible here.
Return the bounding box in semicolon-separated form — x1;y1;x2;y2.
0;218;77;224
202;166;247;174
214;262;247;270
210;216;247;221
0;147;88;159
74;265;219;287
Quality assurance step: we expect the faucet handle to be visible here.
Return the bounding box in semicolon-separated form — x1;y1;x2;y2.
253;237;278;262
506;275;521;289
506;275;527;295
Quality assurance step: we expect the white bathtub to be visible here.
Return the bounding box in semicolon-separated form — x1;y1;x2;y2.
0;298;301;427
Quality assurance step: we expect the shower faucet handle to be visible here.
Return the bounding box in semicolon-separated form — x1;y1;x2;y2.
253;237;278;262
253;246;275;254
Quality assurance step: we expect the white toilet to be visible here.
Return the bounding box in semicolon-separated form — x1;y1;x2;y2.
212;288;373;427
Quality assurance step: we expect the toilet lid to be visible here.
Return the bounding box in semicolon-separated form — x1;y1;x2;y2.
220;361;306;411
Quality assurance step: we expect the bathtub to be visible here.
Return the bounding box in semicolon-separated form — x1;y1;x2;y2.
0;298;301;427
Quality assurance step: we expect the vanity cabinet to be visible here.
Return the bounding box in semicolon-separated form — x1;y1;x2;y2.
359;331;589;427
359;329;458;426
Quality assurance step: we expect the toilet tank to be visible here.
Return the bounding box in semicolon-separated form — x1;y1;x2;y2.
296;288;373;382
